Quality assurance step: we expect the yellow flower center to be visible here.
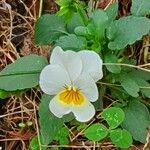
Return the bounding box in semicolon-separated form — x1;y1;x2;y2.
59;86;85;105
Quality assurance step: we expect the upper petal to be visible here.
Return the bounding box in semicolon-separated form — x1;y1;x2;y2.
39;64;71;95
49;95;71;118
50;46;83;82
71;100;95;122
74;73;98;102
78;50;103;82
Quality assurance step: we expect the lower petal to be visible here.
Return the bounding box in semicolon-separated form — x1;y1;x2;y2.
49;96;71;118
71;100;95;122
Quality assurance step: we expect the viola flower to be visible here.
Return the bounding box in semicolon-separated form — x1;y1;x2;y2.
39;46;103;122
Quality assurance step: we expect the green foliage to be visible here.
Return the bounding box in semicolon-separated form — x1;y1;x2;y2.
34;14;66;45
122;99;150;143
101;107;125;129
38;94;64;145
29;136;39;150
110;129;133;148
131;0;150;16
0;55;48;91
54;127;69;145
0;90;11;99
84;123;108;141
56;34;87;50
105;54;121;74
105;2;118;23
107;16;150;50
121;76;140;97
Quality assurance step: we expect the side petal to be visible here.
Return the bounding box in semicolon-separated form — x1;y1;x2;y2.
71;100;95;122
39;64;71;95
50;46;82;82
78;50;103;82
49;96;71;118
74;73;98;102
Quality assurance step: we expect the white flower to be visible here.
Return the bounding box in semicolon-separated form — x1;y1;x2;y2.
39;46;103;122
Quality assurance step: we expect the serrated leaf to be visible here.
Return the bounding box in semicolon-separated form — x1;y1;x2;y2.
131;0;150;16
0;55;48;91
29;136;39;150
105;54;121;74
107;16;150;50
90;9;108;40
101;107;125;129
105;2;118;23
121;76;139;97
34;14;66;45
39;94;63;145
84;123;108;141
56;34;87;50
110;129;133;148
122;99;150;143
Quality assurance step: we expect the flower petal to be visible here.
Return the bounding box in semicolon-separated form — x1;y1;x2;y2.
50;46;82;82
78;50;103;82
49;96;71;118
71;100;95;122
74;73;98;102
39;64;71;95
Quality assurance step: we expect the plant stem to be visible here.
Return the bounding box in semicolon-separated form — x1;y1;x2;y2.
39;0;43;18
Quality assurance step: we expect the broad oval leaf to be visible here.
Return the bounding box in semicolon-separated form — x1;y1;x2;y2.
84;123;108;141
0;55;48;91
101;107;125;129
39;94;64;145
131;0;150;16
110;129;133;148
107;16;150;50
105;54;121;74
121;76;139;97
55;34;87;51
122;99;150;143
34;14;66;45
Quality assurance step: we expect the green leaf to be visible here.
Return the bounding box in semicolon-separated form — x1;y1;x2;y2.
105;2;118;23
107;16;150;50
34;14;66;45
90;9;108;40
101;107;125;129
39;94;63;145
110;129;133;148
84;123;108;141
67;13;85;33
55;127;69;145
0;90;11;99
56;0;73;6
56;34;87;50
121;76;139;97
74;26;89;36
122;99;150;143
0;55;48;91
29;136;40;150
105;54;121;74
131;0;150;16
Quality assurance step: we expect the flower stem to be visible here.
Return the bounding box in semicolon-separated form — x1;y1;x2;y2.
38;0;43;18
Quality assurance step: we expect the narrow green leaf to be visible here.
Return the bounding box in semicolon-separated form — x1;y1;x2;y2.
121;76;139;97
122;99;150;143
131;0;150;16
39;94;63;145
90;9;108;40
110;129;133;148
0;89;11;99
101;107;125;129
0;55;48;91
105;2;118;23
107;16;150;50
105;54;121;74
34;14;66;45
56;34;87;51
84;123;108;141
